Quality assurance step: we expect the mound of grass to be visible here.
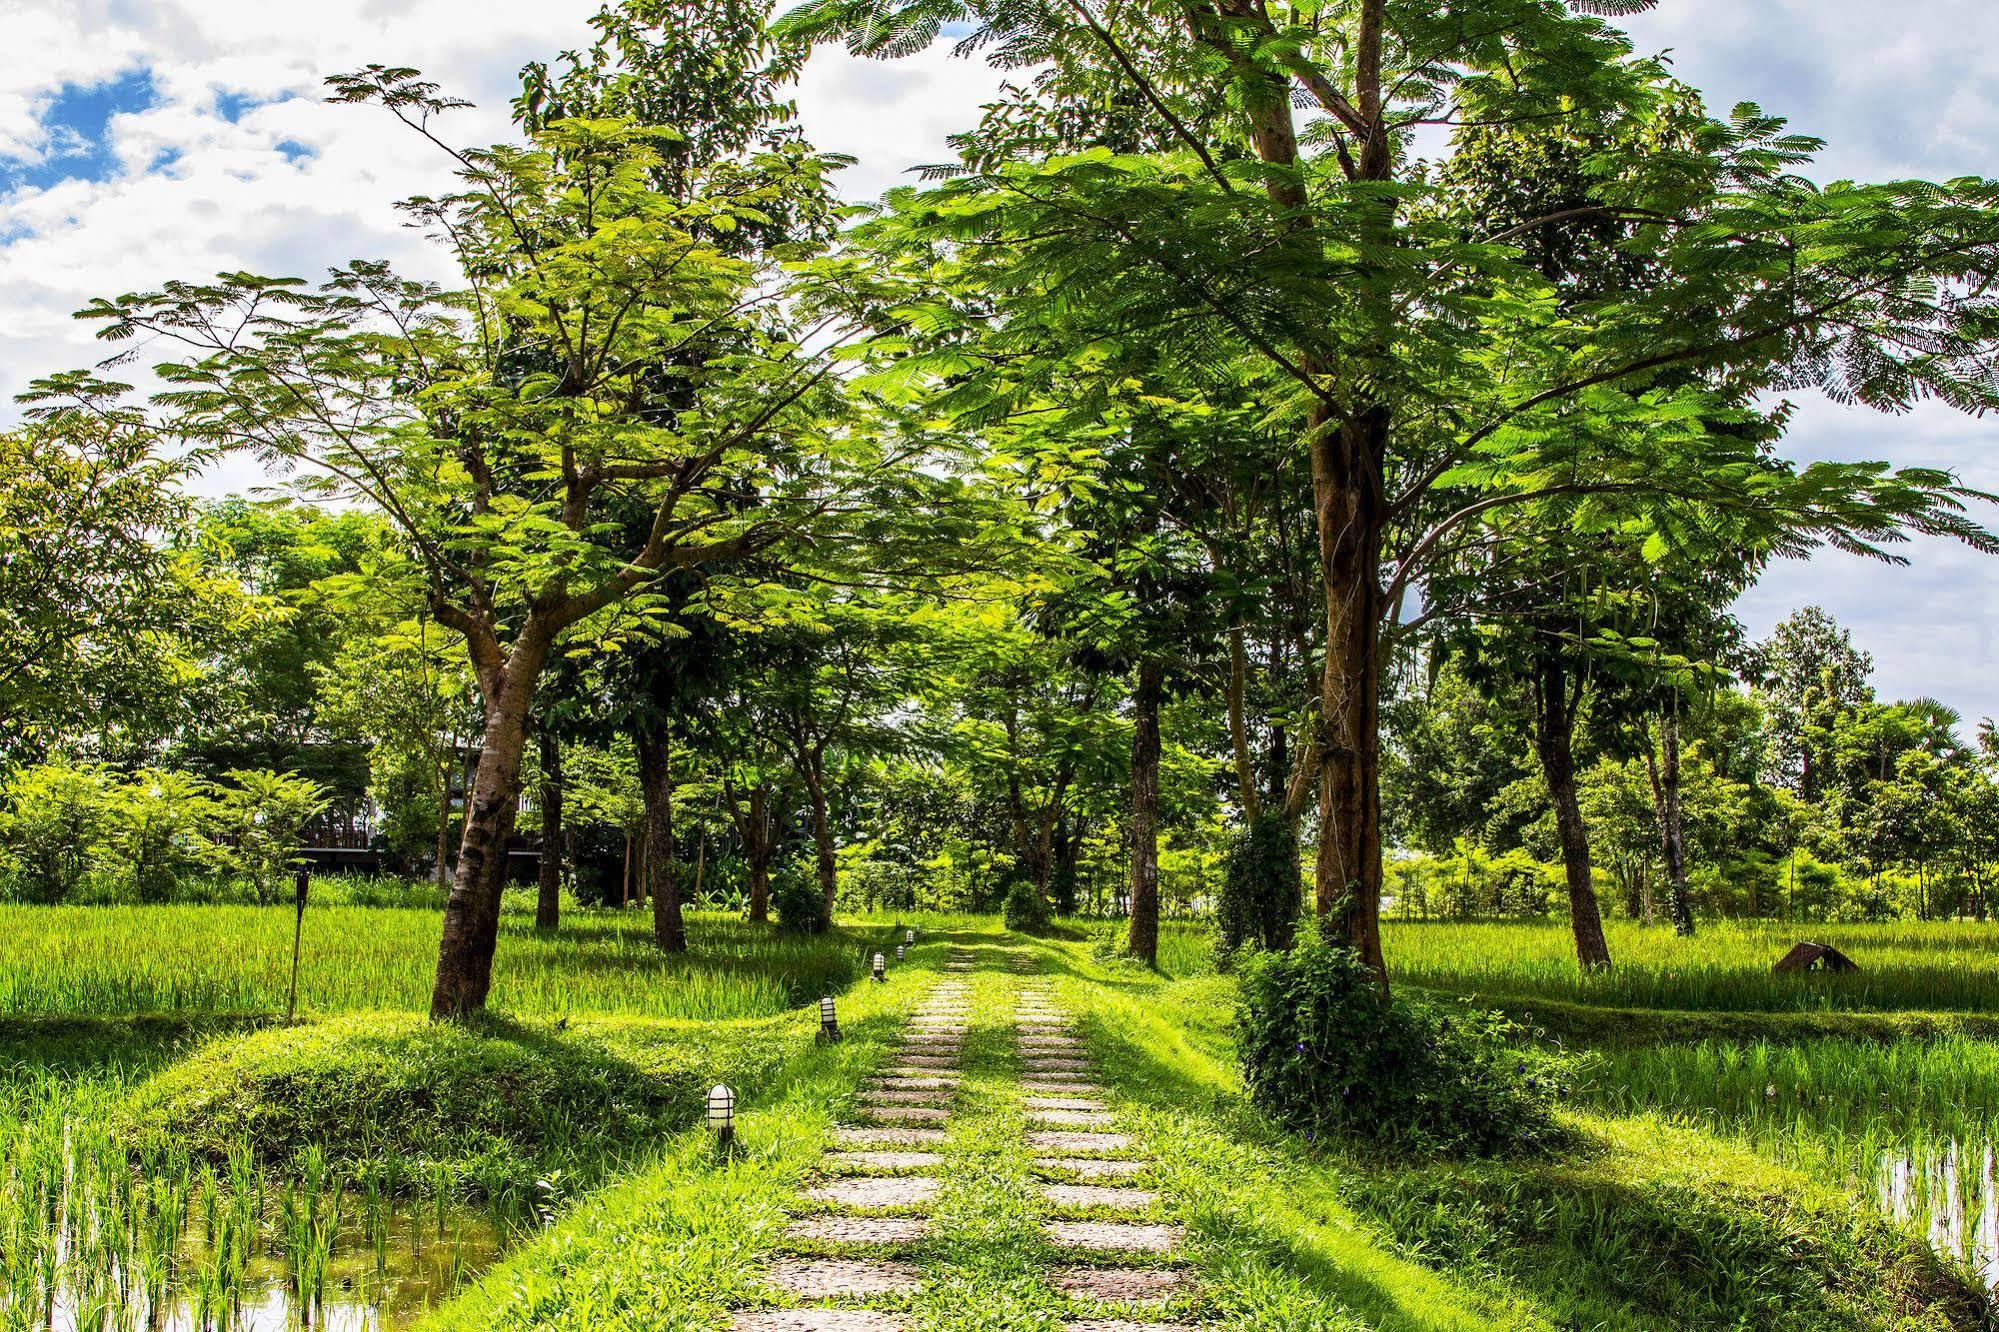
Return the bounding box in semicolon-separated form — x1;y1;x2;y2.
1473;994;1999;1049
1352;1118;1987;1331
122;1010;797;1199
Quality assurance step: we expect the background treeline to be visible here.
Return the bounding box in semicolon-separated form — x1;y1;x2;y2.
4;459;1991;929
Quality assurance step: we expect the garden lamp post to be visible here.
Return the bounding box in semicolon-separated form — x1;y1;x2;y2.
819;993;842;1043
895;944;906;962
905;928;915;946
872;952;886;982
708;1084;736;1149
287;863;311;1022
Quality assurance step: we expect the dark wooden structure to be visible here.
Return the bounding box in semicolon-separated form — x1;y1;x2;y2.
1772;941;1859;974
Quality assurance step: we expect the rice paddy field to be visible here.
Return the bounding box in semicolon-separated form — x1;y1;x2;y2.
0;904;916;1330
1383;917;1999;1012
0;904;864;1019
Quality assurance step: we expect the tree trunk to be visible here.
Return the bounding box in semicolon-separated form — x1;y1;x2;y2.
1310;407;1389;983
1126;657;1164;966
434;756;453;891
1645;710;1696;936
803;750;836;926
746;784;772;923
535;726;563;931
636;723;686;953
1532;653;1611;970
430;647;546;1021
1225;625;1261;818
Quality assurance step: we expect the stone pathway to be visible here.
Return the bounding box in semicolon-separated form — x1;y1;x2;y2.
733;947;1200;1330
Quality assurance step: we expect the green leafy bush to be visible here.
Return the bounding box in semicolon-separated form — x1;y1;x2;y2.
773;862;829;935
207;769;330;905
1237;927;1568;1156
0;761;114;903
1215;811;1301;967
111;768;214;903
1003;877;1052;933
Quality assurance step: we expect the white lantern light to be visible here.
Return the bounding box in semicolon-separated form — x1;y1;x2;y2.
707;1083;736;1147
895;944;906;962
818;993;841;1043
872;952;886;982
905;928;915;945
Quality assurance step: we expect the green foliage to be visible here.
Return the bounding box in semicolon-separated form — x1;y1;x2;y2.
205;770;331;906
1214;811;1300;966
772;862;829;935
1047;857;1078;916
0;760;115;904
109;769;215;903
1001;876;1052;933
1237;928;1568;1156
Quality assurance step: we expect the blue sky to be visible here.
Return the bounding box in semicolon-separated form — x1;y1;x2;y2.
2;0;1996;723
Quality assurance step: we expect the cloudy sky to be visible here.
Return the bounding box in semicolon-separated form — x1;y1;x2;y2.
3;1;1996;722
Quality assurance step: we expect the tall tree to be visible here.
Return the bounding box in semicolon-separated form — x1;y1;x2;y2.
32;73;891;1018
782;0;1999;979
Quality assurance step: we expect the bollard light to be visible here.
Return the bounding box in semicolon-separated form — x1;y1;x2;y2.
896;944;906;962
872;952;886;982
905;928;915;945
707;1083;736;1148
287;863;312;1022
818;993;842;1043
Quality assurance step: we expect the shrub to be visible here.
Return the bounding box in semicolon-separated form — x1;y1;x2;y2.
773;862;829;935
0;760;114;904
207;769;330;905
110;768;215;903
1237;927;1568;1156
1003;877;1052;933
1215;811;1301;967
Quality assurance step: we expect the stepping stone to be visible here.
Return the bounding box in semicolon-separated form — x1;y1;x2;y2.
732;1311;909;1331
1051;1267;1194;1304
876;1076;956;1090
1026;1097;1105;1112
886;1065;959;1079
864;1089;952;1106
832;1127;946;1148
1023;1082;1102;1097
1043;1184;1159;1210
1037;1157;1147;1181
1030;1110;1116;1130
803;1176;941;1208
862;1105;948;1124
1062;1322;1201;1332
896;1056;957;1069
1028;1131;1133;1155
765;1255;923;1299
785;1215;930;1245
1046;1221;1183;1253
827;1151;944;1172
1024;1059;1092;1074
1021;1041;1083;1053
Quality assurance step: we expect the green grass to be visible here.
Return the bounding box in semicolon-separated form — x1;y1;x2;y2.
0;905;866;1019
1385;918;1999;1013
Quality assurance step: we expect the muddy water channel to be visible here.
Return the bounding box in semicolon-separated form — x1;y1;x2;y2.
4;1155;507;1331
1875;1140;1999;1293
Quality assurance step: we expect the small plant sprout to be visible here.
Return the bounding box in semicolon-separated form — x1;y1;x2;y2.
818;993;842;1043
872;952;886;982
707;1084;736;1149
